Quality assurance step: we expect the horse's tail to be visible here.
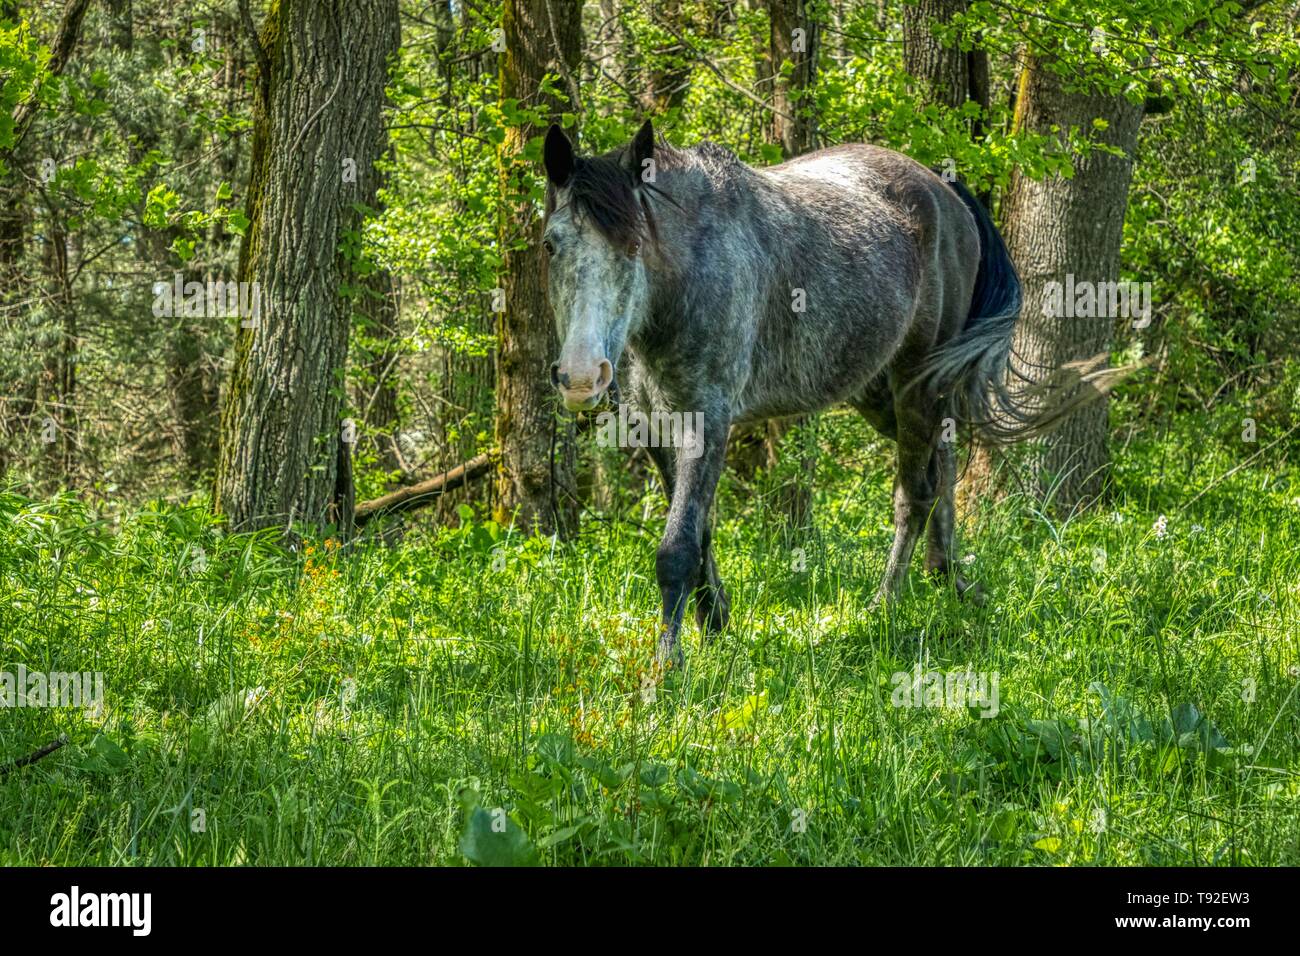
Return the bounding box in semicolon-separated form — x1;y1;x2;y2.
911;176;1126;446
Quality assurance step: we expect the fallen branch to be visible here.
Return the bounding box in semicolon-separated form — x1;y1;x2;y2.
0;735;69;778
355;453;493;526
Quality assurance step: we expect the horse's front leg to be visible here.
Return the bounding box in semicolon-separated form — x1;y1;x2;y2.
654;410;729;667
646;442;730;641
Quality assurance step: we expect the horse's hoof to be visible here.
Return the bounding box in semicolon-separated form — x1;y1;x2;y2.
957;579;988;607
655;634;685;670
695;588;730;638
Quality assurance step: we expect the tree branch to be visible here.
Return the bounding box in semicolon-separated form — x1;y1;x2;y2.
0;735;69;778
354;453;493;525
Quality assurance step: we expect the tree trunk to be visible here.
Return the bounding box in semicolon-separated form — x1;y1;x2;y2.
38;215;77;483
763;0;819;528
990;60;1144;509
358;267;404;479
902;0;989;147
904;0;972;110
493;0;581;536
215;0;400;532
0;0;89;477
768;0;819;155
0;106;29;477
0;0;93;171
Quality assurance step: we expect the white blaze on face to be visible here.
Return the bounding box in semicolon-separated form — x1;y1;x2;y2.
544;198;647;411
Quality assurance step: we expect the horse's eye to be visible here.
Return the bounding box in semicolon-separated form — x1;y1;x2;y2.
627;239;641;257
543;238;556;256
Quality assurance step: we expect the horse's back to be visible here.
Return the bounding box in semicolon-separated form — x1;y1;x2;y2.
732;143;979;420
763;143;973;246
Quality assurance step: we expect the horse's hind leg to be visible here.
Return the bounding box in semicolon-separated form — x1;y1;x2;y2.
923;442;983;601
694;519;730;636
874;412;939;606
922;441;958;578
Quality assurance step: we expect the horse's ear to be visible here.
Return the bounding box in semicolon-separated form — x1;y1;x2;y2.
629;119;654;186
544;124;575;188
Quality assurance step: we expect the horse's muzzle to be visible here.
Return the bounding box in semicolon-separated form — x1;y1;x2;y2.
551;358;613;412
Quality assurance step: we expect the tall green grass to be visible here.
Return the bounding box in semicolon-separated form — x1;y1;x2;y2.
1;426;1297;865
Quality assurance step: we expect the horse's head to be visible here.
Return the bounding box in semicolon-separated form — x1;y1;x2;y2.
542;120;657;412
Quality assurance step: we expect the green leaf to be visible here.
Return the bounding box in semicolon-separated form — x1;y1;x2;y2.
577;756;628;790
227;209;250;236
638;763;670;789
536;824;583;849
458;807;537;867
988;807;1020;843
1166;703;1231;752
79;734;129;774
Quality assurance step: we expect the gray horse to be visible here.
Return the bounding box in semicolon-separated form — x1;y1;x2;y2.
542;120;1093;666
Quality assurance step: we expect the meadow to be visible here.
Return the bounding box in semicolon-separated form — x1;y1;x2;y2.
2;414;1296;866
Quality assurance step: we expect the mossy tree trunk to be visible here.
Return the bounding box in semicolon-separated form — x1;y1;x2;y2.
960;60;1143;513
997;61;1143;509
493;0;581;536
215;0;399;532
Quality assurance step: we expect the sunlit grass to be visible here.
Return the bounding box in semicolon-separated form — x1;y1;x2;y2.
1;430;1297;865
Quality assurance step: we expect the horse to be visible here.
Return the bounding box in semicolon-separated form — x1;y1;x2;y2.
541;119;1095;666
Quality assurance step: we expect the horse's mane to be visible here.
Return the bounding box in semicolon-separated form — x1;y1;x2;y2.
685;141;742;171
547;136;737;249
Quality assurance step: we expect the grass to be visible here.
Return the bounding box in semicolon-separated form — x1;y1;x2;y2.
1;421;1298;866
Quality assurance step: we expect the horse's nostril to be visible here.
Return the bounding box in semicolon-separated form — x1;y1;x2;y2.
550;362;564;388
595;359;613;392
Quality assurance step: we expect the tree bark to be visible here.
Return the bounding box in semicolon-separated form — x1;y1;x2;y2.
493;0;581;536
903;0;981;112
215;0;400;532
768;0;819;156
902;0;990;207
763;0;819;527
993;60;1144;509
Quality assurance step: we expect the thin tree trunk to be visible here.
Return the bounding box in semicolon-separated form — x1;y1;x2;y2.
359;267;404;479
902;0;990;153
493;0;581;536
0;0;93;171
39;216;77;483
0;80;29;475
0;0;88;476
763;0;818;528
768;0;818;155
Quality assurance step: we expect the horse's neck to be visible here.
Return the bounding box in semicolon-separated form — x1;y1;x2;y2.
640;167;785;329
